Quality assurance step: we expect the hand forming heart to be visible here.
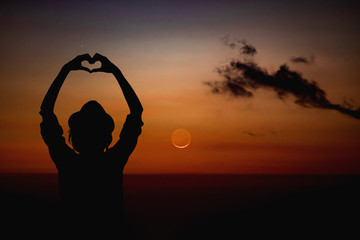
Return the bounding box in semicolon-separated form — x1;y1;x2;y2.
65;53;118;73
81;59;101;72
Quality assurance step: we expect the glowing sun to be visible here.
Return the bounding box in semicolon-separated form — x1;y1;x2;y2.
171;129;191;148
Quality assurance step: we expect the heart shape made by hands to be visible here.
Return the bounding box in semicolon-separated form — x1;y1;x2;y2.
81;60;102;72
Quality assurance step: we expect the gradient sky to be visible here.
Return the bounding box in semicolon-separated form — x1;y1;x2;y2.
1;0;359;174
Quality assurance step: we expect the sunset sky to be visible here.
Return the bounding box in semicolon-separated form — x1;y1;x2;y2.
1;0;359;174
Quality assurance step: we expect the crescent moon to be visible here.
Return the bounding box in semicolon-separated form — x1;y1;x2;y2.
171;129;191;149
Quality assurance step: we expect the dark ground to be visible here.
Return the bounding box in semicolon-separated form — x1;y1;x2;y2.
1;173;359;239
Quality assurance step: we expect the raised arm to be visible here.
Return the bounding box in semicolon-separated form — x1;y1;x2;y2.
40;54;92;115
92;53;143;115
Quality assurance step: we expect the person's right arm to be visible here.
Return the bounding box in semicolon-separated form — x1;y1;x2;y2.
40;54;92;168
40;54;92;116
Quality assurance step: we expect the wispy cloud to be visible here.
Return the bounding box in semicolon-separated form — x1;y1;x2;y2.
242;129;277;137
205;37;360;120
221;35;257;56
290;55;315;64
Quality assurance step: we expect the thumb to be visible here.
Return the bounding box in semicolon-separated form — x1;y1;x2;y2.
80;66;91;73
90;68;103;73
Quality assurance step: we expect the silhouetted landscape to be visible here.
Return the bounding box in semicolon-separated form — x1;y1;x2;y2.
2;1;360;239
1;173;359;238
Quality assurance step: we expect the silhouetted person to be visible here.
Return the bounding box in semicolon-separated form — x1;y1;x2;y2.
40;53;143;235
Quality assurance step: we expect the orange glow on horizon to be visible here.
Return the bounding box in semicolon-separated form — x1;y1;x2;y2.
1;2;360;174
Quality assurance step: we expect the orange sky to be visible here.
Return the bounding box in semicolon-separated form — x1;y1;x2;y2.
1;0;360;174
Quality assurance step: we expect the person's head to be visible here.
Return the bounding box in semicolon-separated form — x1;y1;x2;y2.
68;100;114;154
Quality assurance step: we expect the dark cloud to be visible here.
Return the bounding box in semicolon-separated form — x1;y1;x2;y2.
243;131;261;137
221;36;257;56
240;40;257;56
221;35;237;49
205;38;360;120
242;129;277;137
290;55;315;64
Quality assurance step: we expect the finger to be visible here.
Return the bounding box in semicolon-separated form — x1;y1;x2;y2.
90;68;103;73
77;53;92;62
92;53;106;62
80;66;91;73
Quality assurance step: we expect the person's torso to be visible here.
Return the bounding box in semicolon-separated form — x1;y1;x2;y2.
57;152;125;208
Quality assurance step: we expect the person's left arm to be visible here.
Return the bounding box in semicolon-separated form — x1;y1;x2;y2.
40;54;92;167
40;54;92;116
91;54;143;166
